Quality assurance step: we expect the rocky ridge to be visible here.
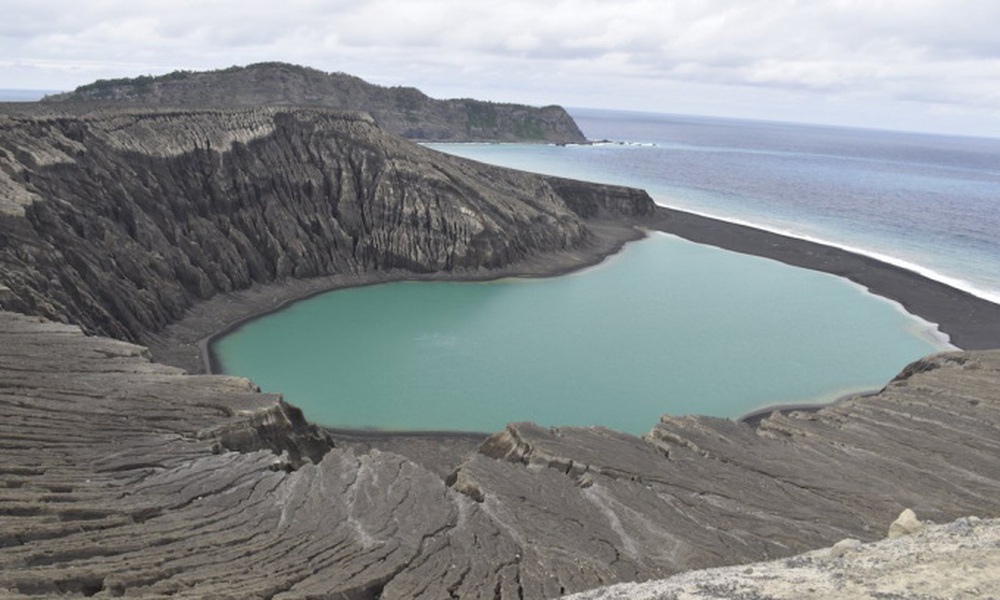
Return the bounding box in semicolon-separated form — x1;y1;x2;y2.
0;105;651;344
42;63;588;143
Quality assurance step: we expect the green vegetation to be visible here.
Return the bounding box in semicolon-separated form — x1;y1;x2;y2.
393;87;425;112
74;70;192;98
513;117;545;140
466;102;498;132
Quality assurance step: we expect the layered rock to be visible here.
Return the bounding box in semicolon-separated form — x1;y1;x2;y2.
0;105;652;343
42;62;588;143
1;310;999;598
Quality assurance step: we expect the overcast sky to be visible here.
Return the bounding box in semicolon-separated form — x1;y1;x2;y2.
3;0;999;137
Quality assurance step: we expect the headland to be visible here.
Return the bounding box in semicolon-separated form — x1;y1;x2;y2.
41;62;588;144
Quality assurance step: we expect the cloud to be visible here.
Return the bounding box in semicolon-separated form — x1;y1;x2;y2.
2;0;998;135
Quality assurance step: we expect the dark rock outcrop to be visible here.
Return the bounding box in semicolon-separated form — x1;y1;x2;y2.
0;105;652;343
1;310;998;598
42;63;588;143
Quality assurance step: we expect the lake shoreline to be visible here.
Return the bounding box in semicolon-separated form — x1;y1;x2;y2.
144;205;1000;447
143;219;648;375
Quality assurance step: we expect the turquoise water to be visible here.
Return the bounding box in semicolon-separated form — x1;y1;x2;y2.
214;233;948;435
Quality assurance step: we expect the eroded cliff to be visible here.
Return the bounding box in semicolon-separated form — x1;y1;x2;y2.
42;63;588;143
0;105;651;343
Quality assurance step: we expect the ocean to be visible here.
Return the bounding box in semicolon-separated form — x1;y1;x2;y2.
212;110;995;434
431;108;1000;304
0;90;57;102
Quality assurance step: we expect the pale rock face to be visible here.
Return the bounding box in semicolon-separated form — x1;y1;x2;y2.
888;508;923;538
829;537;862;558
567;516;1000;600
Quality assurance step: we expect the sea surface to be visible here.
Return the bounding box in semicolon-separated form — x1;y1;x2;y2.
212;110;996;434
431;109;1000;304
0;90;57;102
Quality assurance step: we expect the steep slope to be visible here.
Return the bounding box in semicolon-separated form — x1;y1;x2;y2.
0;105;651;343
42;62;588;143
